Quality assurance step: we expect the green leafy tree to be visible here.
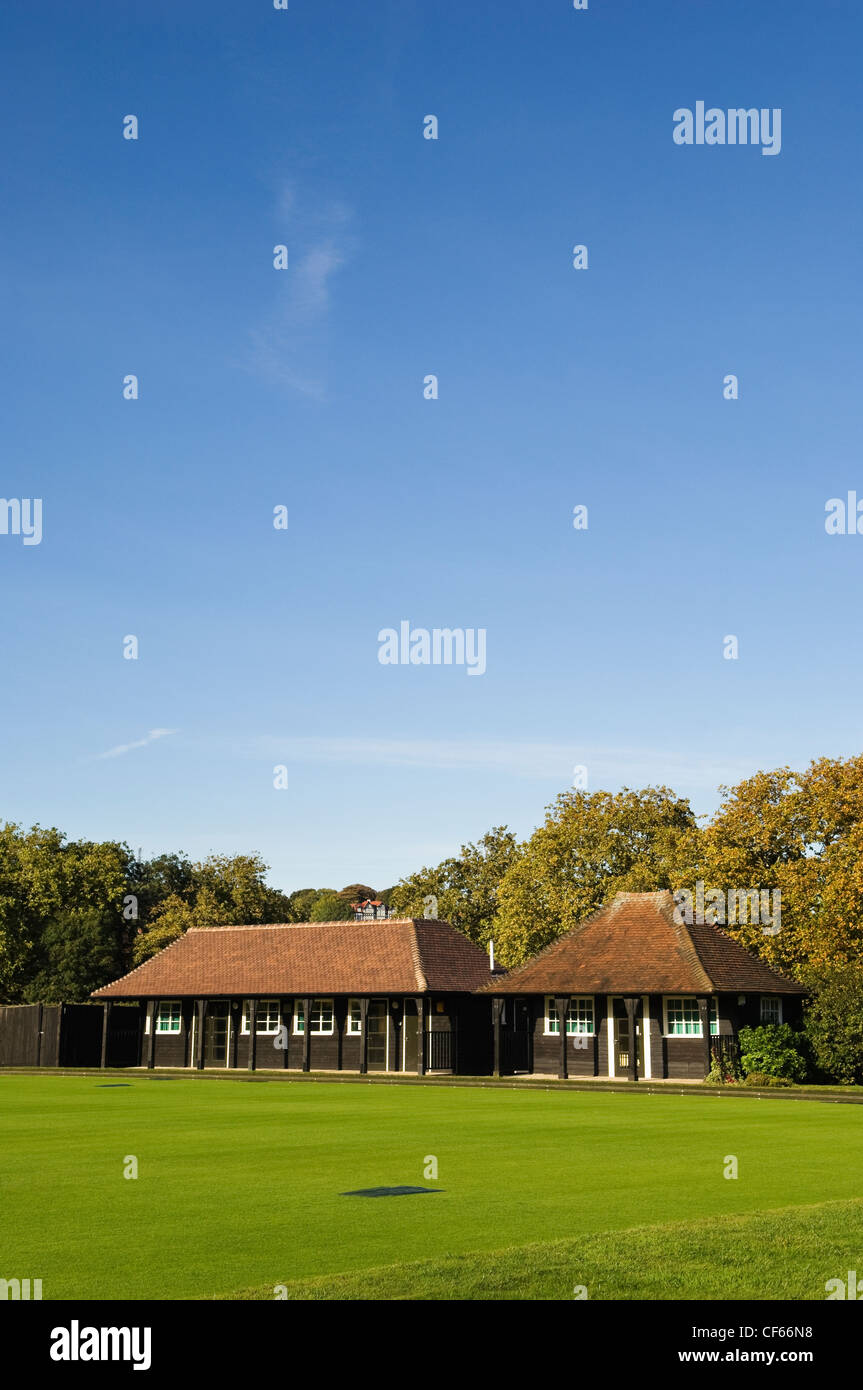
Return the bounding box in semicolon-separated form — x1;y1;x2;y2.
25;906;127;1003
0;823;131;1002
494;789;696;966
191;853;291;925
338;883;377;905
126;852;194;928
309;892;354;922
802;964;863;1084
132;893;203;965
695;756;863;976
389;827;521;945
288;888;324;921
131;854;291;962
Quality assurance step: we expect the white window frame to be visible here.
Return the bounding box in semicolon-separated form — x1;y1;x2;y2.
310;998;334;1035
292;1000;305;1035
155;1001;182;1034
543;996;595;1036
760;996;782;1025
241;999;280;1035
663;996;719;1037
347;999;363;1035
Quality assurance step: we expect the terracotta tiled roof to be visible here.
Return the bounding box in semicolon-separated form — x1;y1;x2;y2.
480;891;806;995
92;919;492;999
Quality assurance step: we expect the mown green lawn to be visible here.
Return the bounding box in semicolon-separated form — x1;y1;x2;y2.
1;1073;861;1301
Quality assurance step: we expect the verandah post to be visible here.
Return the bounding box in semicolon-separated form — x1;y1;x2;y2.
359;997;369;1074
416;997;425;1076
302;997;311;1072
100;1001;111;1069
555;996;570;1079
195;999;205;1069
147;999;159;1069
623;997;639;1082
697;997;711;1077
249;999;258;1071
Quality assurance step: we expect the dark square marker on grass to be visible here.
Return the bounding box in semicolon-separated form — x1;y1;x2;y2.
341;1186;442;1198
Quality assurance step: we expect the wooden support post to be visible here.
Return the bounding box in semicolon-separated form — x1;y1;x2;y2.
492;997;502;1076
100;1001;111;1069
416;996;426;1076
451;1004;458;1076
390;999;401;1071
230;1002;239;1069
147;999;159;1069
697;997;711;1077
359;997;369;1075
302;997;311;1072
334;998;343;1072
195;999;206;1070
249;999;258;1071
624;997;639;1082
555;996;570;1079
281;1000;290;1069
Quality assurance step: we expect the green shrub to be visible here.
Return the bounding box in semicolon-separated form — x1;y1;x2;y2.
742;1071;793;1088
738;1024;809;1083
802;964;863;1085
706;1047;742;1085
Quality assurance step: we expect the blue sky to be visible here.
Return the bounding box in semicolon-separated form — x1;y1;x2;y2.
1;0;861;892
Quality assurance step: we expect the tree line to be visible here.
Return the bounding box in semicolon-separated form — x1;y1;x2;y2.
386;754;863;1083
0;828;391;1006
2;753;863;1081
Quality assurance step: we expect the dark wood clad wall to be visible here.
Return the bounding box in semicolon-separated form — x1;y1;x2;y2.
457;998;494;1075
662;1037;706;1078
0;1005;42;1066
528;995;604;1077
42;1005;61;1066
151;1006;188;1068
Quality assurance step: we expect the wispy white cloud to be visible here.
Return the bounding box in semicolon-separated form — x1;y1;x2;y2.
95;728;179;760
250;736;754;792
245;184;354;399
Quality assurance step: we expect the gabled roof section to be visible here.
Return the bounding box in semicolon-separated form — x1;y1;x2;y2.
480;891;805;995
92;919;492;999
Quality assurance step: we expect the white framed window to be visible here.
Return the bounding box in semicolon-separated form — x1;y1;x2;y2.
310;998;334;1035
155;1001;182;1034
347;999;363;1034
664;997;718;1036
292;998;334;1035
760;996;782;1025
544;996;594;1035
241;999;280;1035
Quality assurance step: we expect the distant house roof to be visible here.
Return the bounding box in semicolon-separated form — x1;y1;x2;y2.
92;919;492;999
480;891;806;996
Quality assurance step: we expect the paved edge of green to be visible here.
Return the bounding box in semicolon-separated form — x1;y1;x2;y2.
221;1198;863;1302
2;1067;863;1103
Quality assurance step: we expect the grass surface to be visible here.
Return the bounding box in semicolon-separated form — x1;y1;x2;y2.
232;1200;863;1300
2;1073;862;1300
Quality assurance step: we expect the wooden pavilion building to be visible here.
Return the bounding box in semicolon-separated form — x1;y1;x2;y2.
481;891;806;1081
90;917;494;1076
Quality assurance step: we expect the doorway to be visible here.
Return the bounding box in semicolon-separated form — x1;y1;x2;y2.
366;999;388;1071
612;1001;644;1076
204;1002;230;1067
